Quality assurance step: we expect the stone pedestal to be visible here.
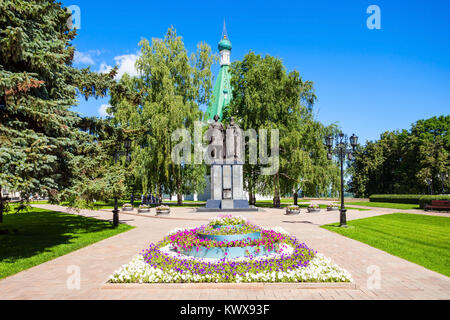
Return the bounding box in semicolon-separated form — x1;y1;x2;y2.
201;116;256;211
205;160;249;210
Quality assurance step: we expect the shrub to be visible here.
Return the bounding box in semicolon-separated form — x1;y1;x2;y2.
418;195;450;209
369;194;450;208
369;194;423;204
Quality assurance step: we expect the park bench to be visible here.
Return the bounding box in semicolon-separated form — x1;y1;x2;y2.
424;200;450;212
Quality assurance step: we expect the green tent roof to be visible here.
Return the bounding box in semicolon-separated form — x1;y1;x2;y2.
205;64;232;121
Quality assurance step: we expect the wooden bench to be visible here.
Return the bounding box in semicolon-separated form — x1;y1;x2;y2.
424;200;450;212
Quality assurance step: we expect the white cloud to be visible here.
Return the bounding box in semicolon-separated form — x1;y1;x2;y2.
74;51;95;65
98;104;111;117
98;62;113;74
114;54;140;78
98;53;140;79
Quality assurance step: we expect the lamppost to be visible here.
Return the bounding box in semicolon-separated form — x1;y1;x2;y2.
438;172;448;194
424;178;433;195
325;133;358;227
112;137;132;227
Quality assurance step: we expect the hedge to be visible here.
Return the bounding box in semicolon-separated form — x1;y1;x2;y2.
369;194;423;204
369;194;450;208
418;195;450;209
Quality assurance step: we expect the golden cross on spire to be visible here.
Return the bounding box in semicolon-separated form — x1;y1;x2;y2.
222;19;228;39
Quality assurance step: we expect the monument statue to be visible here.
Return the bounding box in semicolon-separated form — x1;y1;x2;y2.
207;114;225;161
226;117;242;162
198;28;254;211
203;114;250;210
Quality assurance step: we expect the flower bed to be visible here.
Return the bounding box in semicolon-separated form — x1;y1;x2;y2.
138;205;150;213
156;205;170;215
307;204;321;212
178;243;274;259
285;205;300;215
168;226;282;252
327;204;339;211
108;216;353;283
122;203;134;211
209;214;247;226
199;224;260;236
109;251;352;283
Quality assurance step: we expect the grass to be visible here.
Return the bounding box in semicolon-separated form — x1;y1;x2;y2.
0;205;134;280
254;202;369;211
58;199;207;209
343;206;371;211
345;201;420;210
321;213;450;276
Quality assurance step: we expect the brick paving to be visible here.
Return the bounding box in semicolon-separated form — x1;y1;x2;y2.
0;203;448;300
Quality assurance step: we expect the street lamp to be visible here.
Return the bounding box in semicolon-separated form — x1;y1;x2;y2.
424;178;433;195
438;172;448;194
325;132;358;227
112;137;132;227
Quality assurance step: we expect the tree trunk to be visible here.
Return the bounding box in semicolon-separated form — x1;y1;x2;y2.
248;188;255;206
293;189;298;206
0;187;3;224
158;185;162;204
273;174;281;208
176;177;182;206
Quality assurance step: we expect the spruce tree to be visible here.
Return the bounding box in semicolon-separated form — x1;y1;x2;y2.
0;0;116;222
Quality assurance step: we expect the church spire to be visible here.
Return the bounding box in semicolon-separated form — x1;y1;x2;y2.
205;23;233;121
218;21;232;65
222;19;228;40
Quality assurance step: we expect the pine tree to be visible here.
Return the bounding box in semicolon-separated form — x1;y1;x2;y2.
0;0;117;222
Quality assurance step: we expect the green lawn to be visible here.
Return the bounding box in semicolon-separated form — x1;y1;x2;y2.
254;202;369;211
345;201;420;210
321;213;450;276
0;205;134;280
343;206;371;211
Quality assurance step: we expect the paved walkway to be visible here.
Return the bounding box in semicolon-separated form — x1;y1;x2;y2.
0;204;449;300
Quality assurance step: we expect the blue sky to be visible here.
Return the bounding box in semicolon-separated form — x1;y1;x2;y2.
64;0;450;144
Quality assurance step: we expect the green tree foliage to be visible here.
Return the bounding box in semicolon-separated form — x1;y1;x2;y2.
110;27;216;204
58;117;132;208
349;115;449;197
0;0;119;219
224;52;339;207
